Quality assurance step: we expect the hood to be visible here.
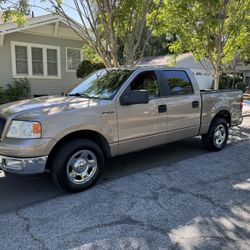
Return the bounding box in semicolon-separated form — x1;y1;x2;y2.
0;96;102;120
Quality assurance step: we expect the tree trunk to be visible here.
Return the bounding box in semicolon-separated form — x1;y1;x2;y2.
232;71;236;89
214;68;220;90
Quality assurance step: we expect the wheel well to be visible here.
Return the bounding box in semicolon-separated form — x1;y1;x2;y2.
45;130;111;170
213;110;231;126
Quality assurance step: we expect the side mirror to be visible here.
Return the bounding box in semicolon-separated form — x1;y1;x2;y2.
120;90;149;106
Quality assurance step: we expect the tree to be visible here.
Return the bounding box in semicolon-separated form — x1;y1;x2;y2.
1;0;163;67
76;60;105;78
154;0;250;89
143;33;177;57
48;0;163;67
0;0;30;24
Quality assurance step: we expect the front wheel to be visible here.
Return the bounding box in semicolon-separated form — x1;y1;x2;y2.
50;139;104;192
202;118;229;151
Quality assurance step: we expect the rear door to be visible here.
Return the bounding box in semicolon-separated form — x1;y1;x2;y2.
160;70;201;136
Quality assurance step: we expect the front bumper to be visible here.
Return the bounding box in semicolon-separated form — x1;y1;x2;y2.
0;138;56;158
0;155;48;175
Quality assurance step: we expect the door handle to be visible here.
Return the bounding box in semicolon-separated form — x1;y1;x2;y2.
158;104;167;113
192;101;199;108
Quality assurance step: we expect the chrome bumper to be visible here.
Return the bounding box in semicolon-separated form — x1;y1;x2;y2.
0;155;48;175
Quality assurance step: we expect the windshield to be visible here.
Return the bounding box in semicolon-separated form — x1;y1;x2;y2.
69;69;134;100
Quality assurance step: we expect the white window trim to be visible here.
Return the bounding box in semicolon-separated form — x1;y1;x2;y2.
11;41;61;79
66;47;83;72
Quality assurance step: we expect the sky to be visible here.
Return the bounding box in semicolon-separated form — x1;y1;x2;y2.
29;0;81;21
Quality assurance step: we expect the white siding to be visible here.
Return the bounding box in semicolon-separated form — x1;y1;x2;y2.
0;32;83;96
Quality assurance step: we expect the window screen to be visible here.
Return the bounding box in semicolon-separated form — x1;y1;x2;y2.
47;49;58;76
67;48;81;70
163;71;193;96
15;46;28;74
32;47;44;75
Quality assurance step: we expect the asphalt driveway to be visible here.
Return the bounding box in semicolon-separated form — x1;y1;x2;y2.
0;104;249;249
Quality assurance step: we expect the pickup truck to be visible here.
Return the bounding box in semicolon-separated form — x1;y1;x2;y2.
0;67;243;192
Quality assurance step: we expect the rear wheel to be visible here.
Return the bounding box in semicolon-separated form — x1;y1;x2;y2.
50;139;104;192
202;118;229;151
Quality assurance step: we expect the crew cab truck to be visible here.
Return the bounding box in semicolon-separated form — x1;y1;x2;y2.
0;67;243;192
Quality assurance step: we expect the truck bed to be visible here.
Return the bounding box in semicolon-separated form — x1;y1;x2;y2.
200;89;242;134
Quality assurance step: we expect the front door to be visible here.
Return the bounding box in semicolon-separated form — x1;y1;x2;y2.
117;70;168;154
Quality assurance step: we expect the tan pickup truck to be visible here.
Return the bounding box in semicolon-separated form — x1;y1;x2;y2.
0;67;243;192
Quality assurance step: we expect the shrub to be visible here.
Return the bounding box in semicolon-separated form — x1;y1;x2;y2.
0;78;31;105
219;76;230;89
235;82;247;92
76;60;105;78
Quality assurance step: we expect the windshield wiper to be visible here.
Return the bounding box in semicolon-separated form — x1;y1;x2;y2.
69;93;97;99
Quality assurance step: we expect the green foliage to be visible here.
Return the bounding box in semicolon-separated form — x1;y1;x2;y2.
51;0;163;67
236;18;250;64
143;34;171;57
116;0;163;65
0;78;31;104
76;60;105;79
235;82;247;92
82;45;103;64
153;0;250;89
219;76;230;90
0;0;30;25
218;75;244;89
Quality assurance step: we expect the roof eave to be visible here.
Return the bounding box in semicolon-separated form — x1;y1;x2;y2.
0;14;62;35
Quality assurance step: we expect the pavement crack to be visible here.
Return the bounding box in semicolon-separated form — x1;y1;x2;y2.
156;185;230;212
76;216;168;236
97;186;153;199
15;210;48;250
143;171;165;186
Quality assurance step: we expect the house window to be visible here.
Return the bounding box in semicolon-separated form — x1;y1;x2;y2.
66;48;82;71
32;47;44;75
15;46;28;74
47;49;58;76
11;41;61;79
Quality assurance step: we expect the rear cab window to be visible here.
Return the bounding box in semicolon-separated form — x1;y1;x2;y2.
162;70;194;96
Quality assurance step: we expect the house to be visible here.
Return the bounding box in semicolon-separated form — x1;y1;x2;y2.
236;63;250;88
0;13;84;97
138;53;250;89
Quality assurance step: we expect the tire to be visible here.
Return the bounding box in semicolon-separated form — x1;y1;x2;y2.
202;118;229;151
50;139;104;192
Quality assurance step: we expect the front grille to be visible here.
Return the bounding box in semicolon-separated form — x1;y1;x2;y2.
0;118;6;138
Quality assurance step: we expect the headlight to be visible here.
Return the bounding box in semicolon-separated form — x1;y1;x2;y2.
7;121;42;139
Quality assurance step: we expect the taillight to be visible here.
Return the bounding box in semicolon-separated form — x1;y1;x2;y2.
240;96;244;110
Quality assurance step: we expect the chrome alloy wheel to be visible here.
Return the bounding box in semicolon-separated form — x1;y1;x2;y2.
66;150;98;184
214;124;226;146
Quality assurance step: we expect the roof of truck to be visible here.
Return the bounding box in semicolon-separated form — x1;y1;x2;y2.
108;66;191;71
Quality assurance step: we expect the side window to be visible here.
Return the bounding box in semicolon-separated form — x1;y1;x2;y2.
130;71;159;98
163;71;194;96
